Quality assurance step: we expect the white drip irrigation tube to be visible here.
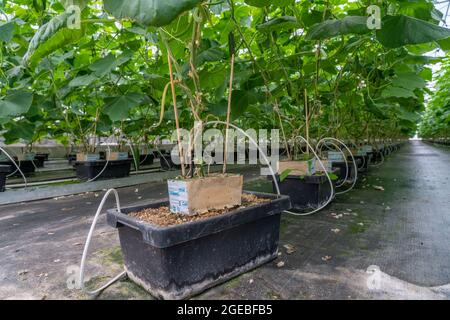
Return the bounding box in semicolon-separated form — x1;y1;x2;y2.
79;188;127;296
283;136;334;216
0;147;27;188
127;142;139;172
155;144;172;171
204;121;280;195
315;137;358;195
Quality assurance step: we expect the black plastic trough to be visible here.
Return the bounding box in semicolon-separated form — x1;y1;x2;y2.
107;191;291;300
74;159;132;180
272;174;335;210
0;160;36;176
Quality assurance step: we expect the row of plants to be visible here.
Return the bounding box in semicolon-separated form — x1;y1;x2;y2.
419;57;450;140
1;0;447;154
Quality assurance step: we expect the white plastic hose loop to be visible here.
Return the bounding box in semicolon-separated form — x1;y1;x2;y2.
315;140;348;188
315;137;358;195
0;146;27;188
370;148;384;167
87;143;111;183
283;135;334;216
204;121;280;195
79;188;126;296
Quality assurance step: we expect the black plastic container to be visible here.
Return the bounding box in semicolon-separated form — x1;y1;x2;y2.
139;153;155;166
159;154;181;171
0;165;11;192
107;191;291;300
36;153;49;161
349;155;370;173
74;159;132;180
331;160;359;182
272;174;334;210
68;154;77;165
372;150;383;163
0;160;36;176
34;154;47;168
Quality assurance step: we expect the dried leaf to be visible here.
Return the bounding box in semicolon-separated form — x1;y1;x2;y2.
276;261;285;268
283;244;296;254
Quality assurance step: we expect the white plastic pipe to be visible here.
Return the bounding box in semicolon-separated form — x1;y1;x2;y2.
315;140;348;188
79;188;126;296
315;137;358;195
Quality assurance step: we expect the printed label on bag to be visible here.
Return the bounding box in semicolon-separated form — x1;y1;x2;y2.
168;180;189;214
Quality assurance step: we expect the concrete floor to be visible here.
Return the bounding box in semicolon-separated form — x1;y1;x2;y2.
0;141;449;300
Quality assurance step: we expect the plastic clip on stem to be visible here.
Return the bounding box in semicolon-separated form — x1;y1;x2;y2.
79;188;127;296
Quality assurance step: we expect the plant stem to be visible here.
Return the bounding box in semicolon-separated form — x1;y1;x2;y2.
167;51;186;177
223;53;235;174
305;89;310;156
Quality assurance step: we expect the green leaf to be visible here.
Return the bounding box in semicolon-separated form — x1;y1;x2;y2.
377;15;450;48
103;93;145;122
382;86;417;99
245;0;293;7
306;16;369;40
279;169;292;182
23;12;85;67
437;37;450;50
0;21;15;42
231;90;264;119
68;74;97;87
327;172;338;181
194;47;224;67
391;72;426;89
3;121;36;144
0;91;33;119
257;16;299;32
89;51;133;77
103;0;203;27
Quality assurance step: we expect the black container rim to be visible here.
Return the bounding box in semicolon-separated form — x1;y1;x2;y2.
107;191;291;248
75;159;132;166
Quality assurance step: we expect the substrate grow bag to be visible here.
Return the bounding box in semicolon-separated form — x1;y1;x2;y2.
107;191;291;300
74;159;132;180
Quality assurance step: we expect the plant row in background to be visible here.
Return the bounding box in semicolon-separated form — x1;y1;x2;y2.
0;0;449;153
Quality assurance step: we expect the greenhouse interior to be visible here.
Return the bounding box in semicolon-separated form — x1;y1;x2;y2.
0;0;450;304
